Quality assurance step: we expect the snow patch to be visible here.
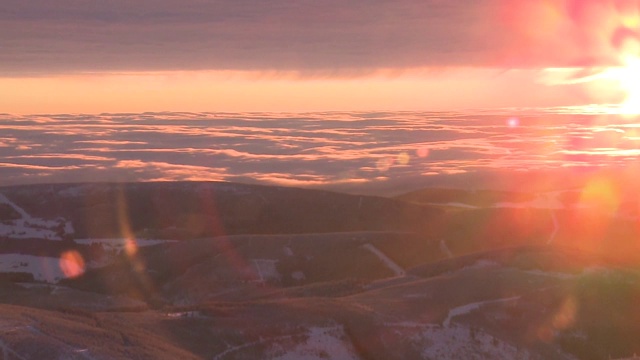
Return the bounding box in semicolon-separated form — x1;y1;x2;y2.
0;193;74;240
385;321;531;359
415;323;531;360
212;325;357;360
445;259;500;276
444;296;520;327
252;259;281;283
0;254;71;283
64;221;75;235
439;239;454;259
361;243;405;277
429;202;480;209
164;311;204;319
0;193;30;219
75;238;177;251
268;326;359;360
283;246;294;257
291;271;306;281
0;221;59;240
471;259;499;268
522;269;576;280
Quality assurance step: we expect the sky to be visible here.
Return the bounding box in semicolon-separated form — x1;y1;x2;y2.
1;0;639;113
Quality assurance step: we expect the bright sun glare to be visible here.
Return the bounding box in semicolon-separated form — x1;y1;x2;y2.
596;5;640;115
578;26;640;115
528;1;640;115
615;55;640;114
596;54;640;114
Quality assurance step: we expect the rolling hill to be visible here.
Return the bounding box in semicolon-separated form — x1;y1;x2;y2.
0;181;639;359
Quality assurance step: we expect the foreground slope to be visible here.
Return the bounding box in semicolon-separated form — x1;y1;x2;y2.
5;244;639;359
1;182;639;359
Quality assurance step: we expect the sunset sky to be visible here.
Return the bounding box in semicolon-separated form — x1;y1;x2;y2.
2;0;639;113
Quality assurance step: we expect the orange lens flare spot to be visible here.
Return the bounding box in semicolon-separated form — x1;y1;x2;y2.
416;147;430;158
396;152;410;166
376;157;394;172
572;177;620;250
552;297;578;330
580;178;620;215
59;250;86;279
124;237;138;256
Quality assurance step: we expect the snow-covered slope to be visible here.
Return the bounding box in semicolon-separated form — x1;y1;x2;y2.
0;193;73;240
0;254;74;283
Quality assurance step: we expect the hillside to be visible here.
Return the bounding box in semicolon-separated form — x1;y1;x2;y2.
1;182;442;240
0;181;639;359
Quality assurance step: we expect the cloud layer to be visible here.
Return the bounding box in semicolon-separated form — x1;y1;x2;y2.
5;0;638;76
1;110;639;193
0;0;534;75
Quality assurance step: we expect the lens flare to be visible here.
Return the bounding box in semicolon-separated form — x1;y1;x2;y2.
616;55;640;114
518;0;640;114
376;157;394;172
551;297;578;330
59;250;85;279
569;177;620;250
397;152;410;166
416;147;430;158
580;177;620;215
535;296;579;343
124;237;138;256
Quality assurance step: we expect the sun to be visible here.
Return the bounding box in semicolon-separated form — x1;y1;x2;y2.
541;58;640;115
603;55;640;114
619;56;640;114
579;53;640;115
529;1;640;116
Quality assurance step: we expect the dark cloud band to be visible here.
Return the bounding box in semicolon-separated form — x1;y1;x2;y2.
0;0;506;75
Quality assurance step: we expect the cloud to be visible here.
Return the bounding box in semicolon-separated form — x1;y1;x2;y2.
0;0;511;75
3;110;640;192
113;160;227;181
4;0;638;76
